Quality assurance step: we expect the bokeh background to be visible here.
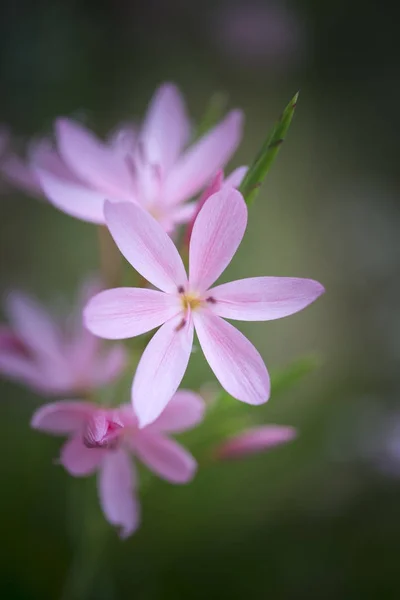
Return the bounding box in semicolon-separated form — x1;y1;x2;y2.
1;0;400;598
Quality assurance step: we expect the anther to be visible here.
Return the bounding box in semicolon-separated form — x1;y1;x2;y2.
206;296;217;304
175;318;187;332
177;285;185;294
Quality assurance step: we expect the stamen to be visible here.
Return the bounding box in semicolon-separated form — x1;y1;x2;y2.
177;285;185;294
206;296;217;304
175;318;187;332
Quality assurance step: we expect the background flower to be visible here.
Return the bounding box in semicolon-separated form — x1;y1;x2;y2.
32;390;205;538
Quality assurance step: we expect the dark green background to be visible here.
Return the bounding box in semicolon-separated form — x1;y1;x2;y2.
1;1;400;598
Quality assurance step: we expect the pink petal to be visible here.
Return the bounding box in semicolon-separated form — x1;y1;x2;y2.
82;412;123;448
135;433;197;483
164;110;243;205
132;315;194;428
0;154;43;196
84;287;180;339
147;390;205;434
107;125;137;156
0;347;44;391
216;425;297;460
189;188;247;292
37;169;106;223
28;138;80;183
141;83;190;171
194;311;270;405
223;165;248;188
31;401;95;434
104;201;187;293
209;277;325;321
56;118;132;200
60;436;104;476
98;449;140;538
5;292;62;359
92;344;127;387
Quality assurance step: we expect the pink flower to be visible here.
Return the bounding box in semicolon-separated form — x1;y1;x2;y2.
0;281;126;396
36;83;243;232
215;425;297;460
0;127;134;199
31;390;205;538
84;189;325;427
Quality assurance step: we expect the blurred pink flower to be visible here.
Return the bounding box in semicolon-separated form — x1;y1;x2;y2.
31;390;205;538
84;189;324;427
0;281;126;396
216;425;297;460
213;1;305;70
36;83;243;233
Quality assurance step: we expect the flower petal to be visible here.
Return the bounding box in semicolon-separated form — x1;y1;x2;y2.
56;118;132;200
164;110;243;205
92;344;127;387
5;292;62;358
194;311;270;405
146;390;205;434
209;277;325;321
135;433;197;483
189;188;247;291
223;165;247;188
31;401;95;434
84;287;180;339
28;138;80;183
37;169;106;223
0;154;43;196
104;201;187;292
132;315;194;428
0;345;44;390
141;83;190;171
98;449;139;538
216;425;297;460
60;436;104;476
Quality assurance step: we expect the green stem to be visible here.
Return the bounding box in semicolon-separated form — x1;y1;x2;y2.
97;225;122;288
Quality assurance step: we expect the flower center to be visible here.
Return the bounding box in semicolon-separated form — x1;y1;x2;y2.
177;286;203;313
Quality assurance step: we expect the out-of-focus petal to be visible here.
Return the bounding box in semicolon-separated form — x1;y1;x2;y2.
216;425;297;460
28;138;79;184
194;311;270;405
1;154;43;195
164;110;243;205
223;165;247;188
210;277;325;321
104;201;187;293
141;83;190;171
147;390;205;434
56;118;132;201
84;287;180;339
189;188;247;292
31;401;95;434
60;436;104;476
135;433;197;483
98;449;140;538
0;347;43;390
93;344;127;387
132;315;194;428
107;125;136;157
5;292;62;359
37;169;106;224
